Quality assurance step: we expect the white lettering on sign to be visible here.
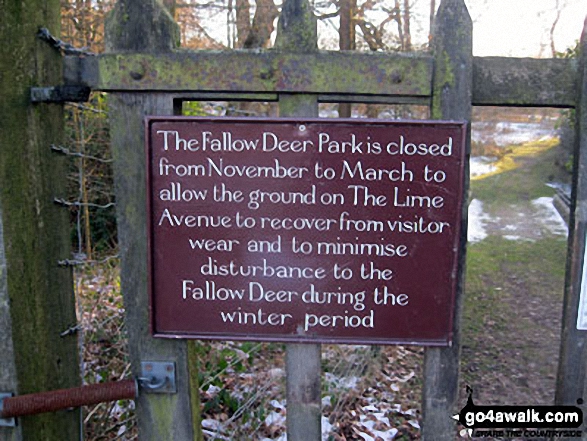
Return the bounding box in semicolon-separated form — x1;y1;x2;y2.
148;119;466;344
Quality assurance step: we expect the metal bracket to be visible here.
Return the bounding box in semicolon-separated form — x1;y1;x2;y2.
138;362;177;394
0;393;16;427
30;85;91;103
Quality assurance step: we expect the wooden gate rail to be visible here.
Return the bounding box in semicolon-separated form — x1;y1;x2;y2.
62;54;578;108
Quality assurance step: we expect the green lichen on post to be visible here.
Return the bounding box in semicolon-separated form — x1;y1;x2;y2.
187;341;204;441
95;51;433;97
431;50;456;119
148;394;182;439
423;1;472;440
0;0;80;439
106;0;201;434
430;0;472;122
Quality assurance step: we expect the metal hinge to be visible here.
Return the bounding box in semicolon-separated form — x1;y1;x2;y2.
30;85;91;103
30;28;93;103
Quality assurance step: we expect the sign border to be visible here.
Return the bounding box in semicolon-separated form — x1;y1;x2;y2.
145;116;468;346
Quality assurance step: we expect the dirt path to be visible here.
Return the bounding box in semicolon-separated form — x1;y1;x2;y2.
460;142;569;435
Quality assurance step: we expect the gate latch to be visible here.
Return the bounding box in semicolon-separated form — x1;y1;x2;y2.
0;393;15;427
138;361;177;394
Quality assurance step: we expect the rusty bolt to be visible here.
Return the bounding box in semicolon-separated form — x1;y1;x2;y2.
130;70;144;81
390;72;403;84
259;68;274;80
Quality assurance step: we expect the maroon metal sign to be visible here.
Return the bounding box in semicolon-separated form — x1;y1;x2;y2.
146;117;466;345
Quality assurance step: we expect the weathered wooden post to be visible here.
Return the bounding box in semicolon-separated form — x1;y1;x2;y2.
105;1;202;439
0;0;80;439
422;0;472;439
275;1;322;439
556;17;587;439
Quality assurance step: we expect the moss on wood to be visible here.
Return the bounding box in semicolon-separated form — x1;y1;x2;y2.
0;0;80;439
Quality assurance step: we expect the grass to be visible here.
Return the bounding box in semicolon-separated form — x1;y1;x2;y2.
461;137;569;404
463;236;566;336
471;138;563;207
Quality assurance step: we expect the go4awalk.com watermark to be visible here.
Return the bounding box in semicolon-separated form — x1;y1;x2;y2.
453;387;583;438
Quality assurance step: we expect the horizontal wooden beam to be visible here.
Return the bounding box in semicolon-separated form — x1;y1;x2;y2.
163;93;430;106
65;50;433;98
472;56;578;108
64;52;579;108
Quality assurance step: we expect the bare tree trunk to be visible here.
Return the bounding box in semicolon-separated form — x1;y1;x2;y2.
339;0;356;51
72;107;93;260
339;0;356;118
395;0;404;50
403;0;412;51
550;0;564;57
429;0;436;43
162;0;176;20
235;0;251;47
243;0;279;48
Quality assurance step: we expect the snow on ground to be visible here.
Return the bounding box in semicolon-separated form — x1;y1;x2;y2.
470;156;498;178
468;199;491;243
531;197;568;236
467;195;568;243
472;121;555;146
468;118;568;243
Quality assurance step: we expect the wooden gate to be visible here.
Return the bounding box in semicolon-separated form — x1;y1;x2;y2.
1;0;587;439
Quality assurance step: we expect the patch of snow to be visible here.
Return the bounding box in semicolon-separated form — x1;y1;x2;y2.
109;402;126;418
269;368;285;379
403;408;418;417
356;432;375;441
206;385;221;397
468;199;490;243
359;417;399;441
547;182;571;194
264;411;286;427
202;419;224;431
408;420;421;429
504;235;534;242
470;156;497;177
270;399;286;410
472;121;555;146
324;372;360;389
322;416;333;440
531;197;568;236
261;435;287;441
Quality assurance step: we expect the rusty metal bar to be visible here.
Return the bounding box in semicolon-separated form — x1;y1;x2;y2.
0;379;137;420
0;360;176;425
